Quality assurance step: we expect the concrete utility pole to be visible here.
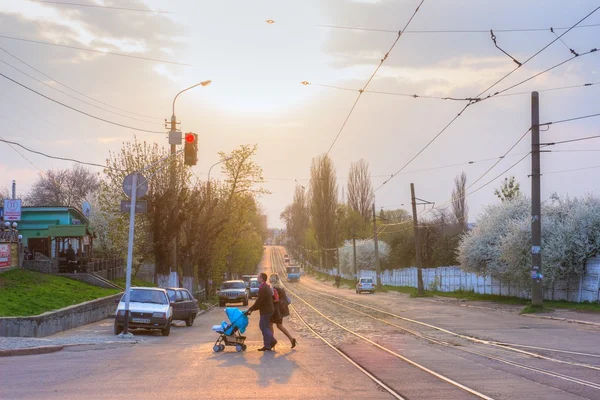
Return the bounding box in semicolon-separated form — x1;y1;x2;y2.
11;180;15;199
352;235;357;281
411;183;425;295
372;203;381;289
531;91;543;307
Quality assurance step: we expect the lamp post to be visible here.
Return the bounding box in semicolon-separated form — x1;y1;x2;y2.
207;156;233;202
167;80;211;286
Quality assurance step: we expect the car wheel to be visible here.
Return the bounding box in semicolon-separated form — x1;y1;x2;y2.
219;300;225;307
161;322;171;337
113;320;123;335
186;313;195;327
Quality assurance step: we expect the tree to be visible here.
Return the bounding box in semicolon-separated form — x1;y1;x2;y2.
309;154;338;269
495;176;521;202
451;172;468;230
347;159;373;222
26;165;99;207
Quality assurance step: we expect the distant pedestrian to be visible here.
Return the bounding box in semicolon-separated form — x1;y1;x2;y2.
269;273;297;349
247;272;275;351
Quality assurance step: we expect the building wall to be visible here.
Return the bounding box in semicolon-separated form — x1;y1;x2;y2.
18;207;88;248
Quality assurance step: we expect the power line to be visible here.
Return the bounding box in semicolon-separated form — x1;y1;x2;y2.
315;23;600;35
543;164;600;175
543;134;600;146
495;81;600;98
28;0;171;14
0;35;192;67
0;46;162;120
0;56;157;125
0;137;117;170
0;72;164;134
540;111;600;126
325;0;425;155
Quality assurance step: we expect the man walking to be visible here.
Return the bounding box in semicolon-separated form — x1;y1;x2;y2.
247;272;275;351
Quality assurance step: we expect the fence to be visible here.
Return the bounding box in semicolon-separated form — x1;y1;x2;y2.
317;257;600;303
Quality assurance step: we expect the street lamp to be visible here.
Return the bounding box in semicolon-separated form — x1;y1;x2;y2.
170;80;212;140
207;156;233;201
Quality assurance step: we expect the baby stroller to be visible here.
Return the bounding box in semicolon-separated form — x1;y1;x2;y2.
211;308;249;352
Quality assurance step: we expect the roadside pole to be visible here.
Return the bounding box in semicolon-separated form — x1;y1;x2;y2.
411;183;425;295
372;203;381;289
531;91;543;307
122;173;138;335
352;236;357;281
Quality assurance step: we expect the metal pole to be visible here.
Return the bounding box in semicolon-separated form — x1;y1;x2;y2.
411;183;424;295
352;236;357;281
122;173;138;334
11;180;15;199
169;115;177;287
372;203;381;289
531;91;543;307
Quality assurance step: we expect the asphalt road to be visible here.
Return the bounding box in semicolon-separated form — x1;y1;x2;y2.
2;246;599;400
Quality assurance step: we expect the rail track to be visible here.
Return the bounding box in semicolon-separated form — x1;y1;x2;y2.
271;247;600;399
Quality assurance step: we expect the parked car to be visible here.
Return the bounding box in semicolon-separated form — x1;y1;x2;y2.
218;280;249;307
165;287;199;327
356;277;375;294
241;275;255;288
114;287;173;336
248;278;259;298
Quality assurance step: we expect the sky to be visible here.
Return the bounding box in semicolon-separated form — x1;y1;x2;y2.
0;0;599;229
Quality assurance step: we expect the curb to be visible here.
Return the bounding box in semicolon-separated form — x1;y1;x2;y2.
197;303;217;316
0;345;65;357
521;313;600;328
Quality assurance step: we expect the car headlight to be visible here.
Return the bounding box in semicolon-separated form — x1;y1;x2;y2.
152;312;166;318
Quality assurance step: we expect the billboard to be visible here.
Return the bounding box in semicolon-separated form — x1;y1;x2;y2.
0;244;11;268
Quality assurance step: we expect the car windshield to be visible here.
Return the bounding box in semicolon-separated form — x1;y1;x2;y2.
221;282;245;290
126;289;168;304
250;281;259;288
361;279;373;283
166;290;176;301
287;267;299;273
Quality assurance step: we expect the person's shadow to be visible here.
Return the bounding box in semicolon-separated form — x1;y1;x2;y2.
212;348;298;387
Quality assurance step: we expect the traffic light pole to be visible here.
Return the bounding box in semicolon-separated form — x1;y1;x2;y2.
531;91;543;307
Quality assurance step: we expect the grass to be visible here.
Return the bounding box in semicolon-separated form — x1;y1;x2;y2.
431;290;528;305
0;269;120;317
111;277;157;288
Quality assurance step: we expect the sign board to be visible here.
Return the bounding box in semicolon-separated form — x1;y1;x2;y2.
71;219;81;225
120;200;148;214
83;236;90;245
0;243;10;268
3;199;22;221
122;173;148;199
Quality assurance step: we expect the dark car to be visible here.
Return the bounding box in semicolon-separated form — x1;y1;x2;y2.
166;288;199;327
218;280;248;307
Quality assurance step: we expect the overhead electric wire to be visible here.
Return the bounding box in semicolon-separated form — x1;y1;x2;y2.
28;0;171;14
540;111;600;127
0;72;164;134
0;35;192;66
543;134;600;146
0;137;117;170
466;153;531;197
543;165;600;175
476;6;600;98
0;46;161;120
325;0;425;155
374;7;599;193
315;22;600;35
0;57;158;125
495;81;600;98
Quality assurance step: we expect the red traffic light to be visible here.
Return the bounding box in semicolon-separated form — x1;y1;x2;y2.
185;133;196;143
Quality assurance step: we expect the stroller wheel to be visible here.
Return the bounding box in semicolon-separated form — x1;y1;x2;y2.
236;344;244;352
219;345;226;352
213;345;221;353
242;344;247;351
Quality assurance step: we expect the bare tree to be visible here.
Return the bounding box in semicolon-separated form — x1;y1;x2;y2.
309;154;338;269
26;165;100;207
347;159;373;222
451;172;468;230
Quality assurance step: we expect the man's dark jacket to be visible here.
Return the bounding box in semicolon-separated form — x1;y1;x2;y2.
248;283;274;315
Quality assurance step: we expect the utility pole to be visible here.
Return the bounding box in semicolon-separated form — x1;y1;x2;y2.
411;183;425;295
352;235;357;281
11;180;15;199
372;203;381;289
337;247;340;276
531;91;543;307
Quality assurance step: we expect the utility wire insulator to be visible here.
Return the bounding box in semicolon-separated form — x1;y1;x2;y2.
490;30;522;66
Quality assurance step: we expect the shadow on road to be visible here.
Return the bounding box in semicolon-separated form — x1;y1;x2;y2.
211;349;298;387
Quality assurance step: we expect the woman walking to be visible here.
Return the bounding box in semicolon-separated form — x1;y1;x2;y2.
269;273;298;349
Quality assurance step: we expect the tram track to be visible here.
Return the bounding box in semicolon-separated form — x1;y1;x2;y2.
271;247;600;398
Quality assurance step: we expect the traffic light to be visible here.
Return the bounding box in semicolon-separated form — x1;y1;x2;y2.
184;133;198;166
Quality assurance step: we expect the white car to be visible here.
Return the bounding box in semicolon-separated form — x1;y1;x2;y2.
114;287;173;336
356;277;375;294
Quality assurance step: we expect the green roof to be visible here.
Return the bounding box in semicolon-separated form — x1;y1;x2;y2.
47;225;93;238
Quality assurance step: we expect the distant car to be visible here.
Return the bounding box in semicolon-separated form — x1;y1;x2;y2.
166;287;199;327
241;275;255;288
249;278;259;298
218;280;249;307
114;287;173;336
356;277;375;294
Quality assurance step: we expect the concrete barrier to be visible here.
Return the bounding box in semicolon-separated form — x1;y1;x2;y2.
0;293;122;338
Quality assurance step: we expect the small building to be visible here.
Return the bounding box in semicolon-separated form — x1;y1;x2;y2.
18;206;94;258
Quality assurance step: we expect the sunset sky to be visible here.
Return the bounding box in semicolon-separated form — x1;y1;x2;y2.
0;0;599;228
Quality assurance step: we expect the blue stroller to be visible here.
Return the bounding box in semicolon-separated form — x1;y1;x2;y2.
211;308;249;352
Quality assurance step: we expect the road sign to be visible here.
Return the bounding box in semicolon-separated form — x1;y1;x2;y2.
120;200;148;214
0;243;10;268
122;173;148;199
3;199;22;221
